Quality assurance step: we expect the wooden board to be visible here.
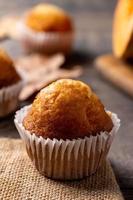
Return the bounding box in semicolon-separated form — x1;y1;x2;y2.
95;54;133;97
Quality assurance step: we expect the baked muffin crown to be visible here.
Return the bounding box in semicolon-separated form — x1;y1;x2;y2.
25;3;73;32
0;49;21;89
23;79;113;139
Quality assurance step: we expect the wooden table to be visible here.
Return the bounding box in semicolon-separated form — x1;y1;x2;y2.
0;1;133;199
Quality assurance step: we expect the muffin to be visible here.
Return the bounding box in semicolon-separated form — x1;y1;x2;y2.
14;79;120;180
0;49;23;117
23;79;113;139
17;4;73;54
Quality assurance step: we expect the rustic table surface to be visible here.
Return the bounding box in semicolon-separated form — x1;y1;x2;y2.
0;0;133;199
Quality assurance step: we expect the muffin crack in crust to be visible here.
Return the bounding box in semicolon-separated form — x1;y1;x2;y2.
23;79;113;139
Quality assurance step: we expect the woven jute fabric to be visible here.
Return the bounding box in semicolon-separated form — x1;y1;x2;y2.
0;138;123;200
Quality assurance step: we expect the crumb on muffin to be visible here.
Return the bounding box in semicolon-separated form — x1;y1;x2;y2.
0;49;21;89
23;79;113;139
25;3;73;32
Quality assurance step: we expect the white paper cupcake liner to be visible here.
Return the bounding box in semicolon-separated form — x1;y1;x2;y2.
14;105;120;180
0;70;25;117
16;21;73;54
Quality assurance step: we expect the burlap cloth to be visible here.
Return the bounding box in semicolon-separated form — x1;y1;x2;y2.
0;138;123;200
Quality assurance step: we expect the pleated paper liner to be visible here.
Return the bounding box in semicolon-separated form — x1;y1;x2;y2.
0;16;73;54
0;73;24;117
16;22;73;54
0;138;124;199
14;105;120;180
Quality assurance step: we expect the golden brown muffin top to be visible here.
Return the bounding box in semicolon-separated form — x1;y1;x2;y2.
23;79;113;139
25;4;73;32
0;49;21;89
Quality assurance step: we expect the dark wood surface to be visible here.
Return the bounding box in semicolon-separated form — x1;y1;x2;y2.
0;1;133;199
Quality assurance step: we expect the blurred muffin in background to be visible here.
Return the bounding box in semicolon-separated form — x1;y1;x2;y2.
113;0;133;60
0;49;23;117
26;4;73;32
15;79;120;180
17;4;74;54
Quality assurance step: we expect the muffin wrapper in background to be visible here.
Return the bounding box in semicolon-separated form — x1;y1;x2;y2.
14;105;120;180
16;22;73;54
0;71;24;117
